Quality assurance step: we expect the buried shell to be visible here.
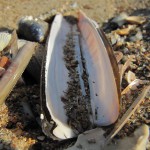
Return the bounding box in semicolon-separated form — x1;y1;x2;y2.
41;11;120;140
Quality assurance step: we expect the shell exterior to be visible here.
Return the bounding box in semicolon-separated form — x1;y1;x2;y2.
0;32;11;52
18;16;49;42
41;11;120;140
0;42;36;105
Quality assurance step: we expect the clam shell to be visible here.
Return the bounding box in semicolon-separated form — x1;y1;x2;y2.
0;32;11;52
18;16;49;42
41;11;120;140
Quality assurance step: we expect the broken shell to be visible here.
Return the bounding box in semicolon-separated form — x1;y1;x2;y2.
41;11;120;140
111;12;128;26
114;51;123;63
18;16;49;42
18;39;27;49
115;25;135;36
0;42;37;105
126;70;136;84
121;79;142;95
125;16;146;25
0;32;11;52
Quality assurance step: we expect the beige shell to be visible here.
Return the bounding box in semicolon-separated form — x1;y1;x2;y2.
0;32;11;52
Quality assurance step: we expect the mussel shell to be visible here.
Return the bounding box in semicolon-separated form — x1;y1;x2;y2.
18;17;49;43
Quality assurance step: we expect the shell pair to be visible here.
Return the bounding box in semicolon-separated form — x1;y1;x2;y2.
41;11;120;140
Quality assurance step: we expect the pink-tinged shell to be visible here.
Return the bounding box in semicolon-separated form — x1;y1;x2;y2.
42;11;120;140
78;11;120;125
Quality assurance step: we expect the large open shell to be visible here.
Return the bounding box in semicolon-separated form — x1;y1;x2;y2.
41;11;120;140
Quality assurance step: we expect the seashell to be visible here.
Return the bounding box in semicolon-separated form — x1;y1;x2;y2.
0;32;11;52
18;39;27;49
111;12;128;27
41;11;120;140
121;79;142;95
0;30;20;59
67;124;149;150
125;16;146;25
115;25;135;36
126;70;136;84
120;56;134;83
6;30;18;58
18;16;49;42
0;42;37;105
114;51;123;63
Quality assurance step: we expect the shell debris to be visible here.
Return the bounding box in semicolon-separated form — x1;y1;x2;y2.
0;32;11;52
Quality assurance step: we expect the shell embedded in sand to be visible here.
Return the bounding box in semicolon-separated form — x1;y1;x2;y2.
41;11;120;140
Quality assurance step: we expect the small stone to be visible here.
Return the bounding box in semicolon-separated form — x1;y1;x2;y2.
37;136;45;141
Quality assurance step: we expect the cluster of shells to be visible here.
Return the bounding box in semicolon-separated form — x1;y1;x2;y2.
0;8;149;150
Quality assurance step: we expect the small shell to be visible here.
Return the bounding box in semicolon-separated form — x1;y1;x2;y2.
111;12;128;26
0;32;11;52
126;70;136;84
18;39;27;49
125;16;146;25
114;51;123;63
115;25;135;36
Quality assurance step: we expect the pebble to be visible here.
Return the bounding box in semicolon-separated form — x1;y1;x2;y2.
37;136;45;141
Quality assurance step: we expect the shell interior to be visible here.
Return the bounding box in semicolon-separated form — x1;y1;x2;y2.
42;11;120;140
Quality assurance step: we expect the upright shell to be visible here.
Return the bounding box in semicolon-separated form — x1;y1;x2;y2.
41;11;120;140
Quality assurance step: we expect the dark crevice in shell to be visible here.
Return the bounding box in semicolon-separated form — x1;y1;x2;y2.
61;26;92;133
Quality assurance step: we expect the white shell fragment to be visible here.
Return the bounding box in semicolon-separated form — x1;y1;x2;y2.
0;32;11;52
42;11;120;140
111;12;128;26
67;124;149;150
66;128;106;150
126;70;136;84
18;39;27;49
